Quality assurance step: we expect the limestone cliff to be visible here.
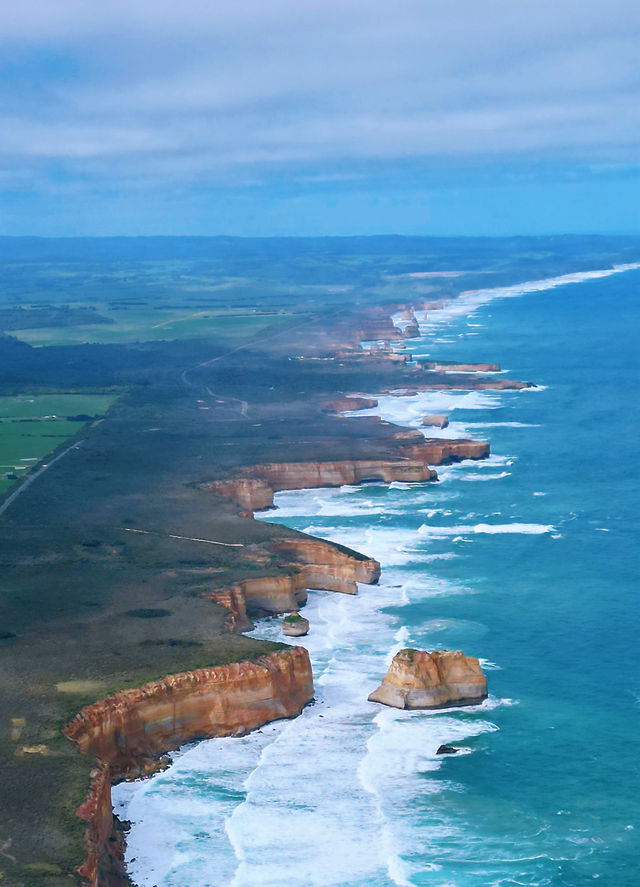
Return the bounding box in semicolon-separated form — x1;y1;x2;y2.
422;415;449;428
202;459;437;512
270;535;381;584
423;361;500;372
64;648;313;771
207;587;254;632
399;438;489;463
368;648;487;709
357;317;404;341
67;649;313;886
325;395;379;412
207;535;382;620
202;477;274;511
382;376;533;391
75;764;122;886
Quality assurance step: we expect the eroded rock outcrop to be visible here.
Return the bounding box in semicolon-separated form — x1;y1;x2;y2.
205;574;308;619
208;588;254;633
368;648;487;709
382;376;533;392
67;649;313;886
422;415;449;429
64;648;313;769
399;438;489;463
203;459;438;512
282;611;310;637
271;536;381;585
204;477;274;511
423;361;500;373
325;395;379;412
357;317;404;341
75;764;121;886
391;308;421;338
204;535;382;621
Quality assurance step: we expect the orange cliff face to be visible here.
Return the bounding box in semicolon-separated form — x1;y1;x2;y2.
206;535;382;622
64;648;313;771
75;764;122;886
356;317;404;341
207;587;255;632
203;477;274;511
66;649;313;886
368;648;487;710
202;459;438;512
399;439;490;464
324;395;379;412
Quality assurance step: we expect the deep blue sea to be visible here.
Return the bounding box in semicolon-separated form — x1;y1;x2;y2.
114;265;640;887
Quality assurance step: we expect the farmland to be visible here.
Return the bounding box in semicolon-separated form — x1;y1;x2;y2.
0;393;117;494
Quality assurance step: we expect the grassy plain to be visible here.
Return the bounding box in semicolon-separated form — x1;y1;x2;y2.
0;393;117;494
10;305;296;346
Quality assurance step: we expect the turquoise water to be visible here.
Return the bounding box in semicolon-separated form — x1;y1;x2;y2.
113;265;640;887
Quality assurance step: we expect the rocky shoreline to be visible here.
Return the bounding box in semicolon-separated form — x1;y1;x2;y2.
62;297;528;886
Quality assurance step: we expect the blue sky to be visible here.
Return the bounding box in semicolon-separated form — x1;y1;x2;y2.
1;0;639;236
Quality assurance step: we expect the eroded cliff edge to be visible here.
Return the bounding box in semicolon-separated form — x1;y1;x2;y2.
64;649;313;886
0;279;533;885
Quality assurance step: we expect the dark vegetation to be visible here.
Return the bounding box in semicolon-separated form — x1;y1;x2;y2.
0;305;112;331
0;235;639;886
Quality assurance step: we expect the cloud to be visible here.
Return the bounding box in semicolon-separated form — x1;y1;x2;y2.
0;0;638;214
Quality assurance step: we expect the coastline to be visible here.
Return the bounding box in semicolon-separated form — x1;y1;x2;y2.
61;261;640;886
63;293;519;885
92;296;529;886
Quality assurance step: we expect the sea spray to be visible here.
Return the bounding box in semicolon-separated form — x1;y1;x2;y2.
114;262;640;886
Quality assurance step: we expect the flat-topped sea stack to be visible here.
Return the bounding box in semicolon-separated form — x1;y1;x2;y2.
282;611;310;637
422;415;449;429
368;648;487;710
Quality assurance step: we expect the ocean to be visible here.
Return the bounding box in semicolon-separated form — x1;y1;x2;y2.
113;264;640;887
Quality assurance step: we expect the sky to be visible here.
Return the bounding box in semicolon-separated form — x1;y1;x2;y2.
1;0;639;237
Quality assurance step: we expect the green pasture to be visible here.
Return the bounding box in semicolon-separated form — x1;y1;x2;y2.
0;393;117;494
10;304;294;347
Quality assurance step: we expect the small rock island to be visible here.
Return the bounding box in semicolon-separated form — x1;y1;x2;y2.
282;611;310;637
422;415;449;428
368;648;487;709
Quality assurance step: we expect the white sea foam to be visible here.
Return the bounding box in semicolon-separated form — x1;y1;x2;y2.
416;263;640;333
112;260;602;887
418;522;555;536
458;471;511;482
468;421;540;428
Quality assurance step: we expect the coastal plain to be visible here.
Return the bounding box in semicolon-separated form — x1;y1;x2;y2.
1;236;638;886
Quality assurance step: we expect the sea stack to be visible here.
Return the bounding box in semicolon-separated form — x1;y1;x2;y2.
368;648;487;710
422;415;449;429
282;611;310;637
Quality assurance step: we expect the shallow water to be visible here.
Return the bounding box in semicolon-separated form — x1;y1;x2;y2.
114;264;640;887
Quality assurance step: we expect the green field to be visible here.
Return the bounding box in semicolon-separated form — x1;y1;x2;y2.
0;393;117;494
10;305;295;346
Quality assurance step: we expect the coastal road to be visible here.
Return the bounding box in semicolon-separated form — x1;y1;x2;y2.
180;313;317;417
0;440;84;517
